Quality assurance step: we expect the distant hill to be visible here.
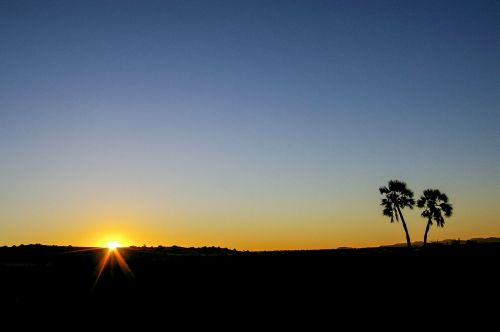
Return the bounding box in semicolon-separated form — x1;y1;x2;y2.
381;237;500;247
468;237;500;243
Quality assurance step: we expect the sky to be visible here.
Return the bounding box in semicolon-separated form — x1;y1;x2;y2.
0;0;499;250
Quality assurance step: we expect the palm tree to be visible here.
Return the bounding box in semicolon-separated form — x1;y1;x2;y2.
417;189;453;247
379;180;415;248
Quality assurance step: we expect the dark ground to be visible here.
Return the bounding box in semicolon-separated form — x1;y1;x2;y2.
1;243;499;324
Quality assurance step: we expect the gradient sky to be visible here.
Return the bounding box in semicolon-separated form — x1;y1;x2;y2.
1;0;499;249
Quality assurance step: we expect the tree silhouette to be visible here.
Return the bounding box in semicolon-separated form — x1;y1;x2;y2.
417;189;453;247
379;180;415;248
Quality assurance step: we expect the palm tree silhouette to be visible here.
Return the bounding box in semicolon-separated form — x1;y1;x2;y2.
417;189;453;247
379;180;415;248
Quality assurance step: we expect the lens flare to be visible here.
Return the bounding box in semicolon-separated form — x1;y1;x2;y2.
94;242;133;286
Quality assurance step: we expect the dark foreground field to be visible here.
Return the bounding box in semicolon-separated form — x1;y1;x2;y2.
1;243;499;323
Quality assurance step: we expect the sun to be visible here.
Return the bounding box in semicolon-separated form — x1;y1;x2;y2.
107;241;121;250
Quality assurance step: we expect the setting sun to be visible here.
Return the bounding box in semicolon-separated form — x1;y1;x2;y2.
107;241;121;250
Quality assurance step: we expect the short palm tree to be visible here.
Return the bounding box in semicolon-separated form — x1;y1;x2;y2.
379;180;415;248
417;189;453;247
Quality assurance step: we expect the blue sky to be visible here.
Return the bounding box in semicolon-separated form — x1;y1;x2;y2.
0;0;499;248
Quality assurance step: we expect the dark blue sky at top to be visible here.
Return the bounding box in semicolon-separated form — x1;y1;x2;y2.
0;0;499;236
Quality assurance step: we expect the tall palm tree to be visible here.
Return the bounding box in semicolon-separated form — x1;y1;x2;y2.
379;180;415;248
417;189;453;247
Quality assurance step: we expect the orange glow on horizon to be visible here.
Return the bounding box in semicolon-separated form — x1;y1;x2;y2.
94;233;131;249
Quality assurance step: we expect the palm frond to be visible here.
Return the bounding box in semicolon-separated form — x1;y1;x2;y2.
441;202;453;217
416;197;425;208
379;186;389;195
382;206;395;222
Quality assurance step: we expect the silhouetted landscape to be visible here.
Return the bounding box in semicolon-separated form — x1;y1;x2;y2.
2;239;499;318
2;1;499;324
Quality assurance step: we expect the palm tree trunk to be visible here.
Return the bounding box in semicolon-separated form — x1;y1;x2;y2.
396;205;412;249
423;218;431;247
